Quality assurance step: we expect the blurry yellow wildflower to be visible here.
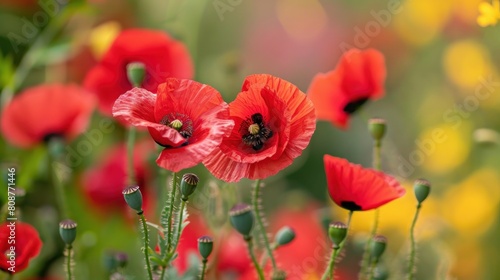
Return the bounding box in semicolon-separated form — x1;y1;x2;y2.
477;0;500;27
89;21;121;60
276;0;327;42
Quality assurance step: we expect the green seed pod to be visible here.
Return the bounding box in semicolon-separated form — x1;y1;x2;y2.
413;179;431;204
122;185;143;213
126;62;146;87
368;118;387;141
370;235;387;261
274;226;296;246
229;203;254;237
328;222;347;249
180;173;199;200
197;235;214;259
59;219;77;245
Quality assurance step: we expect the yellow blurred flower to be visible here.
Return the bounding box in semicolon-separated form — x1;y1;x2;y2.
89;21;121;60
477;0;500;27
276;0;327;42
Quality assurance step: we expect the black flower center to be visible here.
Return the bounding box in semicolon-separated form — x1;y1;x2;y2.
343;98;369;114
241;113;273;151
159;113;193;139
340;201;362;211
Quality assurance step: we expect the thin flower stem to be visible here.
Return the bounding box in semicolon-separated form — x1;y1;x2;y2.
126;127;137;186
367;259;378;280
6;273;13;280
170;199;187;255
139;213;154;280
160;266;166;280
200;259;208;280
321;211;354;280
360;139;382;280
259;243;278;268
407;203;422;280
166;172;178;252
245;238;265;280
252;179;278;273
50;155;70;219
65;245;73;280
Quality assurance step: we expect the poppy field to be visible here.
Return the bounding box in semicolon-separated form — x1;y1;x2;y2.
1;0;500;280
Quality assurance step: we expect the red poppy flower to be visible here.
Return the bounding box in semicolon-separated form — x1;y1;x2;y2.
84;28;193;115
81;143;152;214
0;222;42;273
112;78;234;172
324;155;405;211
204;74;316;182
0;84;95;148
307;48;386;129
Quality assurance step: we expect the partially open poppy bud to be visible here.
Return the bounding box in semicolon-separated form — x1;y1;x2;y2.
126;62;146;87
122;185;143;213
229;203;254;238
180;173;199;201
368;118;386;141
197;235;214;259
370;235;387;261
328;222;347;249
413;179;431;204
59;219;77;245
274;226;295;246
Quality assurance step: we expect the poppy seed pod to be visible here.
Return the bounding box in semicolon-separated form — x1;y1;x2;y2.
368;118;386;141
126;62;146;87
229;203;254;237
122;185;143;213
59;219;77;245
274;226;296;246
328;222;348;249
413;179;431;204
197;235;214;259
370;235;387;261
180;173;199;200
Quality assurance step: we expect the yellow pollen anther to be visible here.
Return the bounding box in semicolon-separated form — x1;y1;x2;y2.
248;123;260;135
169;119;183;130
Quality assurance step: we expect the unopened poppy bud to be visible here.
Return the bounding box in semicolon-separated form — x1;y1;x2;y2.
370;235;387;261
328;222;347;249
274;226;295;246
368;118;386;141
122;185;143;213
180;173;199;201
271;270;287;280
126;62;146;87
59;219;77;245
413;179;431;204
229;203;254;238
115;252;128;268
197;235;214;259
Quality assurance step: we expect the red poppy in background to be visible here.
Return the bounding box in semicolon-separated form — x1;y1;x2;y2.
0;222;42;273
0;84;95;148
113;78;234;172
324;155;405;211
307;48;386;129
204;74;316;182
84;28;193;115
82;143;152;213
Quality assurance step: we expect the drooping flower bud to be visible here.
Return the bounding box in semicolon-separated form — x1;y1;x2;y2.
370;235;387;261
413;179;431;204
180;173;199;201
197;235;214;259
368;118;386;141
122;185;143;213
328;222;348;249
126;62;146;87
59;219;77;245
274;226;296;246
229;203;254;238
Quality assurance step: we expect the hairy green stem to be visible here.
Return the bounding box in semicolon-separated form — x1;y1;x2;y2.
260;243;278;268
139;213;154;280
407;203;422;280
200;259;208;280
126;127;137;186
367;259;378;280
65;245;73;280
169;199;187;255
166;172;178;252
252;180;277;273
321;211;353;280
246;238;265;280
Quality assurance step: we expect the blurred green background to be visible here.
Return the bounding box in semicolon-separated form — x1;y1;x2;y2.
1;0;500;279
